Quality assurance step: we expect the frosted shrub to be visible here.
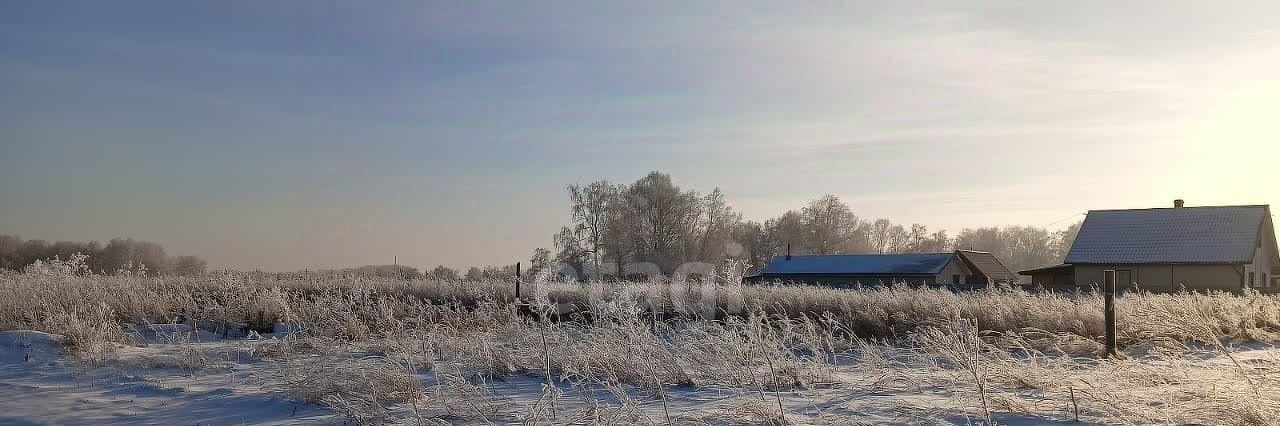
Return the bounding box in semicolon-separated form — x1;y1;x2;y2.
43;302;125;362
23;252;90;279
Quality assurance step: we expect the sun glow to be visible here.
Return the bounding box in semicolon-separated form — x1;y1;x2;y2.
1160;65;1280;208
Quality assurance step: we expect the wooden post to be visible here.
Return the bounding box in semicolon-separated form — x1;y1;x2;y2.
515;262;522;300
1103;269;1117;358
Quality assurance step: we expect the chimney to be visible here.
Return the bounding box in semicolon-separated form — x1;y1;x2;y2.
785;244;792;261
1174;199;1185;208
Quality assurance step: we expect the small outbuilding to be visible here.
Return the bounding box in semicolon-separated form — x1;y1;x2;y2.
1018;264;1074;290
1021;201;1279;293
746;250;1018;289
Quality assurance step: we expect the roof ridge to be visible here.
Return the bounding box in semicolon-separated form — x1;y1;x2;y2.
777;252;952;257
1088;204;1269;213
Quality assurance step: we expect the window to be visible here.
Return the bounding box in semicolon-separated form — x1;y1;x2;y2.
1248;272;1255;287
952;274;961;285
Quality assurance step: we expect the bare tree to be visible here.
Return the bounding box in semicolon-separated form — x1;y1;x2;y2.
901;224;952;253
732;220;769;272
905;224;930;253
868;219;895;253
1053;221;1083;261
616;172;702;273
800;195;866;254
886;223;911;253
954;227;1008;258
553;225;589;277
549;171;1074;279
693;188;742;261
566;181;622;275
1004;226;1056;273
956;226;1060;273
764;210;807;255
926;230;953;252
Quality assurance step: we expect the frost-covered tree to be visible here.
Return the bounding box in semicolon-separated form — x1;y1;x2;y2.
800;195;868;254
1053;221;1083;261
428;265;461;281
529;248;553;276
565;180;622;275
170;256;207;276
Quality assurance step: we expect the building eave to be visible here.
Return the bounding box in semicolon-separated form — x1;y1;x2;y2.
1066;261;1245;266
1018;264;1073;275
757;272;939;277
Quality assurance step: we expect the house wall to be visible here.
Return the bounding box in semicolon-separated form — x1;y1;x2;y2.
1248;232;1275;289
934;258;976;287
1026;270;1076;289
1074;264;1242;293
1174;265;1244;292
1139;265;1174;292
1026;271;1050;286
1073;265;1116;290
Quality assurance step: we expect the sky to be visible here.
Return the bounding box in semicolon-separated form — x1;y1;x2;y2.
2;1;1278;271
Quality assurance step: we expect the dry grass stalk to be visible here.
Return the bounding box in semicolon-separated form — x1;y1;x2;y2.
2;267;1280;424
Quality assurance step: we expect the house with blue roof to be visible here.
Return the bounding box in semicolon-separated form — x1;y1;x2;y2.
1020;200;1279;293
745;250;1018;288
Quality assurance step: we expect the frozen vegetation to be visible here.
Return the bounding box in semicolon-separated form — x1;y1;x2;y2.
2;258;1279;425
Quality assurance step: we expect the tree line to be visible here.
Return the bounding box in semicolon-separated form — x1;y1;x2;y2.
3;171;1081;281
544;171;1081;278
291;264;523;282
0;235;207;276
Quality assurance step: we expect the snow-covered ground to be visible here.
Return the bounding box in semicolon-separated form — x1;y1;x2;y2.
1;327;1276;425
0;328;1033;425
0;329;332;425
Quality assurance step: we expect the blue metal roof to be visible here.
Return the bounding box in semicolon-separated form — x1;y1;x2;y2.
760;253;954;275
1064;205;1268;264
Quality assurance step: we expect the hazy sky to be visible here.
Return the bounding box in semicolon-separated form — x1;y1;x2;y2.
2;2;1278;271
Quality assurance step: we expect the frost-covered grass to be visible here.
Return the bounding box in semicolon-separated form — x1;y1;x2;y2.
6;267;1280;354
2;265;1280;424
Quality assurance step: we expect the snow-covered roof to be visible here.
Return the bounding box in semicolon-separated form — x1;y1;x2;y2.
759;253;954;276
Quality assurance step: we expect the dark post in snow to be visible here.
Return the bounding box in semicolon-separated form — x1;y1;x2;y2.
1103;269;1117;358
515;262;522;300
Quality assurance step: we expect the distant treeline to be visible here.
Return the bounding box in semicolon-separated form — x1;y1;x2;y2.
275;264;519;283
546;171;1082;277
0;235;207;276
4;172;1081;281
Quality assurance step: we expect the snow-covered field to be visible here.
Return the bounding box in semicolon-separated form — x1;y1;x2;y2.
3;268;1280;424
3;324;1278;425
0;329;331;425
